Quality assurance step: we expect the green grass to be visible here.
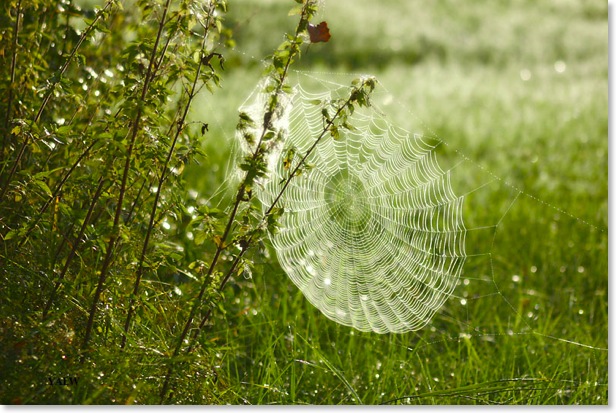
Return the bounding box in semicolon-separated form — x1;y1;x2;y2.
184;0;607;404
1;0;607;405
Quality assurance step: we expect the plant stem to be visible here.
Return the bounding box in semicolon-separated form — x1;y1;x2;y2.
0;0;114;203
124;178;149;226
251;6;308;158
43;177;107;319
18;140;97;248
33;1;114;125
2;0;22;155
82;0;172;353
160;2;317;402
121;4;216;349
188;90;355;344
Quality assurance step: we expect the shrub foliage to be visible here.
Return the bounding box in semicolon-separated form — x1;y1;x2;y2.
0;0;377;404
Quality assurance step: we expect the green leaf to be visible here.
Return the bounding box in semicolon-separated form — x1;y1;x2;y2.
321;107;330;121
288;5;302;16
238;112;255;127
4;229;18;241
33;179;53;197
33;167;63;180
194;231;208;246
330;125;340;140
76;53;86;66
342;121;356;131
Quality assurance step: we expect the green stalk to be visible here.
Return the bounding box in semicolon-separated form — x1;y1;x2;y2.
0;1;115;203
42;177;108;319
82;0;173;353
2;0;22;154
188;82;367;346
121;4;216;349
160;1;320;402
18;140;98;248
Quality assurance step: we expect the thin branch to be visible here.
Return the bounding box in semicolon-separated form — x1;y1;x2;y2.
0;0;115;203
18;139;98;248
82;0;173;353
121;3;217;349
42;177;108;319
187;80;373;354
3;0;22;153
160;2;321;403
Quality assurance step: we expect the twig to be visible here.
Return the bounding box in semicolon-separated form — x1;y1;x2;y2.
0;1;115;203
82;0;173;353
121;2;218;350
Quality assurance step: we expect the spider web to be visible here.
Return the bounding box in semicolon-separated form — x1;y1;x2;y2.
238;78;466;333
191;60;607;400
188;0;607;398
229;66;608;344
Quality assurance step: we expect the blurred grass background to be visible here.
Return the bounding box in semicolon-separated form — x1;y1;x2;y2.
190;0;607;220
181;0;607;404
1;0;605;405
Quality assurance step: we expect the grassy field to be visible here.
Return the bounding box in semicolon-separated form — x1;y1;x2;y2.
184;0;608;404
0;0;607;405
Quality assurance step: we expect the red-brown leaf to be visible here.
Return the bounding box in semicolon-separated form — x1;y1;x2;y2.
307;21;331;43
